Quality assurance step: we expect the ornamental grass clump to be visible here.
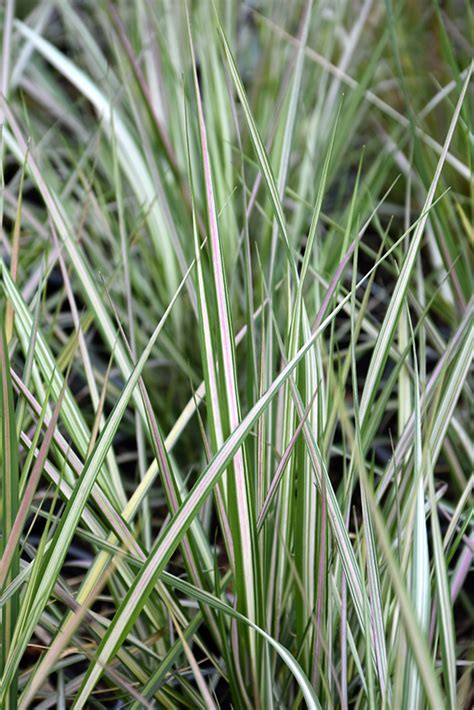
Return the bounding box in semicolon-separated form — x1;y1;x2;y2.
0;1;472;708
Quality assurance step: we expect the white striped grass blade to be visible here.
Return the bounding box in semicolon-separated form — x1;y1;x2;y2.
0;258;195;705
15;20;179;296
359;64;472;422
186;7;259;665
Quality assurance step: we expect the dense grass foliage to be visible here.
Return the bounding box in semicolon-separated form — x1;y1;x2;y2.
0;1;472;707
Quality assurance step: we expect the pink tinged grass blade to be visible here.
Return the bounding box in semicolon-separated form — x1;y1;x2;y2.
186;10;258;644
0;259;195;705
0;381;66;590
183;94;239;580
0;320;20;708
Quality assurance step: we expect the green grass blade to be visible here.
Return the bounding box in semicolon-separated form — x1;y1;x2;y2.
0;318;20;709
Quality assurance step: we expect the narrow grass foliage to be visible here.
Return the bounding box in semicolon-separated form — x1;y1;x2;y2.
0;1;472;708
